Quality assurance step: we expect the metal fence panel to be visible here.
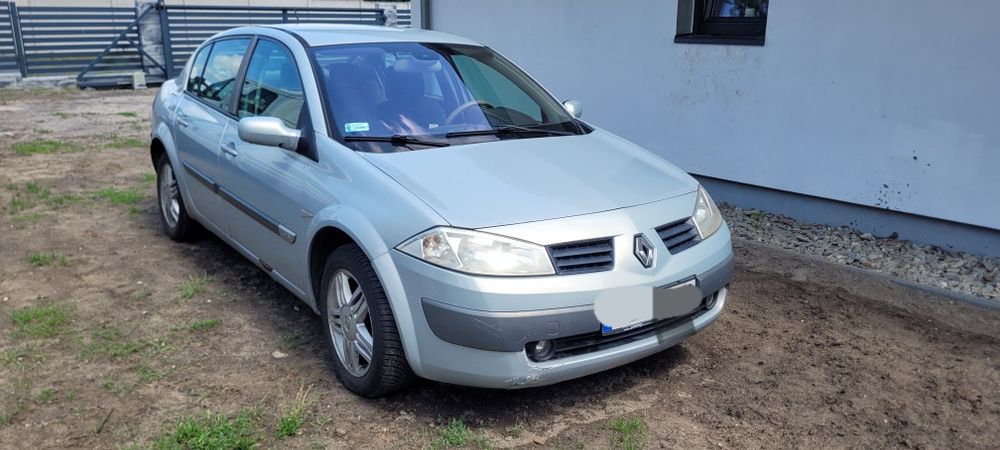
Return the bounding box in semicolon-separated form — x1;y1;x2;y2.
164;5;387;72
0;1;20;74
17;6;142;79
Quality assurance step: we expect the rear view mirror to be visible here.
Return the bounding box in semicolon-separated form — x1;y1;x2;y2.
238;117;301;150
563;99;583;119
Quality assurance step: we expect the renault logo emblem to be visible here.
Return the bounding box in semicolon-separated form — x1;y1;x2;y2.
633;234;655;268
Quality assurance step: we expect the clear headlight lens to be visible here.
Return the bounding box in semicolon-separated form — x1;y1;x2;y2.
398;227;555;276
693;186;722;239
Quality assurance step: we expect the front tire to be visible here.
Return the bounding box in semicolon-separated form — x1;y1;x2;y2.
156;153;195;242
319;244;415;397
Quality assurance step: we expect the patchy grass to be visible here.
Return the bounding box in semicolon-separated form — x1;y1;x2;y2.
106;136;145;149
280;330;308;350
432;419;491;449
11;212;41;224
34;128;52;134
0;403;25;427
10;304;72;338
152;410;260;450
136;361;166;384
38;387;56;404
80;325;146;359
179;274;213;300
94;186;144;205
276;386;311;439
50;111;73;119
187;318;220;332
5;183;82;216
141;172;157;184
117;111;137;118
610;417;647;450
134;288;152;301
0;345;45;368
101;378;126;396
27;251;69;267
12;139;76;155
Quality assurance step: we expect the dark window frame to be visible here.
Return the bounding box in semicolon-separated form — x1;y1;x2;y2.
675;0;768;46
183;35;255;118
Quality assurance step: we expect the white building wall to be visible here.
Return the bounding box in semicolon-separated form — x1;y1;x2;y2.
425;0;1000;231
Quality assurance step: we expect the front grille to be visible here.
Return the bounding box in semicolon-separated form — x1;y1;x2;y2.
529;291;720;362
656;218;701;254
548;237;614;275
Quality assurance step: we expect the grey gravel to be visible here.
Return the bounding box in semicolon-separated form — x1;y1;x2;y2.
720;204;1000;300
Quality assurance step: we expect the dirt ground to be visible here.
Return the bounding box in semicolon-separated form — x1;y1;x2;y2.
0;89;998;449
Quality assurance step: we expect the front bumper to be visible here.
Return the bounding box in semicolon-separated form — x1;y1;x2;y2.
372;193;734;388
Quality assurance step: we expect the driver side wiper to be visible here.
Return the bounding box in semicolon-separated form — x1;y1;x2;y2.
343;135;450;148
445;124;575;138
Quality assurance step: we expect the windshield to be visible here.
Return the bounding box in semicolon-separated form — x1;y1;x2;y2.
312;42;587;152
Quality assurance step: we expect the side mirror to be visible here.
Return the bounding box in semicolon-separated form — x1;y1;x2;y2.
562;99;583;119
238;116;301;150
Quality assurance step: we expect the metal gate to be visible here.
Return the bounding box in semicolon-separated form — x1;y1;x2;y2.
0;1;411;88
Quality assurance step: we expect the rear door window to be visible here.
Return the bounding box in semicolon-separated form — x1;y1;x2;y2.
194;38;251;112
186;44;212;94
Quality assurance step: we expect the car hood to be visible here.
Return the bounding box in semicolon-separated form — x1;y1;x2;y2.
360;129;699;229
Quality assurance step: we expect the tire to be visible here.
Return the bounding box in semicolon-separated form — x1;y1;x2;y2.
319;244;415;397
155;153;195;242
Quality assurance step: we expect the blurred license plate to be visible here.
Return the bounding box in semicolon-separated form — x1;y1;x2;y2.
599;279;699;336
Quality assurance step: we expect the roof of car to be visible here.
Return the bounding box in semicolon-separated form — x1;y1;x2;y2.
259;24;483;48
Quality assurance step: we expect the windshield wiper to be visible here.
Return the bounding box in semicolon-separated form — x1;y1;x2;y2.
445;124;575;138
343;135;450;148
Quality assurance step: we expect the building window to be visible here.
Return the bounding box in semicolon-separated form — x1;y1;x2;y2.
675;0;769;46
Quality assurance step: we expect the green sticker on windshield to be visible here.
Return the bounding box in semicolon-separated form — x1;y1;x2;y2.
345;122;370;133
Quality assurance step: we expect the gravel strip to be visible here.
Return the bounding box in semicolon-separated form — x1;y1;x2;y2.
720;204;1000;300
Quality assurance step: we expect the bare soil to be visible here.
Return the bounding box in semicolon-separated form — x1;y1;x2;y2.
0;89;997;449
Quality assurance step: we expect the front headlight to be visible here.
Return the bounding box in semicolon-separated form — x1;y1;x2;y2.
692;186;722;239
398;227;555;276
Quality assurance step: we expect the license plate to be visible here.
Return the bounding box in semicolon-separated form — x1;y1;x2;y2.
597;278;700;336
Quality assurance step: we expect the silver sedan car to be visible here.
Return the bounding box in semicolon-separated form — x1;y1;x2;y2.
151;24;734;397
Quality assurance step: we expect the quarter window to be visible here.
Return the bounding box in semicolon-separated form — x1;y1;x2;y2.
186;44;211;94
238;40;305;128
193;38;251;111
675;0;769;46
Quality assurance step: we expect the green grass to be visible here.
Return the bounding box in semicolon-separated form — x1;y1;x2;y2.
432;419;491;449
50;111;73;119
10;304;72;338
0;346;45;368
94;186;144;205
134;288;152;301
27;251;69;267
153;411;260;450
106;136;145;149
0;403;25;427
5;182;81;216
11;213;41;224
49;192;82;208
39;387;56;404
80;325;146;359
136;361;165;384
101;378;126;396
141;172;157;184
280;330;307;350
117;112;137;118
34;128;52;134
275;406;305;439
610;417;647;450
187;318;220;332
179;274;213;300
12;139;75;155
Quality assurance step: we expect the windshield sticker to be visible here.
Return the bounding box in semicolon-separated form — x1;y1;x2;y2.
344;122;370;133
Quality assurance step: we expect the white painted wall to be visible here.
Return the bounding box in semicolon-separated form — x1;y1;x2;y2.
426;0;1000;231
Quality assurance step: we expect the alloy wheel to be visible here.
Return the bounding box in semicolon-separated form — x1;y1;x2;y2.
327;269;373;377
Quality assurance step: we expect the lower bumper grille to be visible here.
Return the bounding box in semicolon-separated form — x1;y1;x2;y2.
528;290;721;362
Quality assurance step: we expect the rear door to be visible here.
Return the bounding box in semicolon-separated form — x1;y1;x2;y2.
218;37;312;293
172;37;251;233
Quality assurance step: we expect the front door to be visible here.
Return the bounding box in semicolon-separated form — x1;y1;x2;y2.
218;38;312;293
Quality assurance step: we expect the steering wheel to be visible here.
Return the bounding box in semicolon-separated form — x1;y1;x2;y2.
444;99;495;125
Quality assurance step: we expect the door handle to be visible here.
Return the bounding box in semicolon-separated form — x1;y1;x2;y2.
221;140;238;157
